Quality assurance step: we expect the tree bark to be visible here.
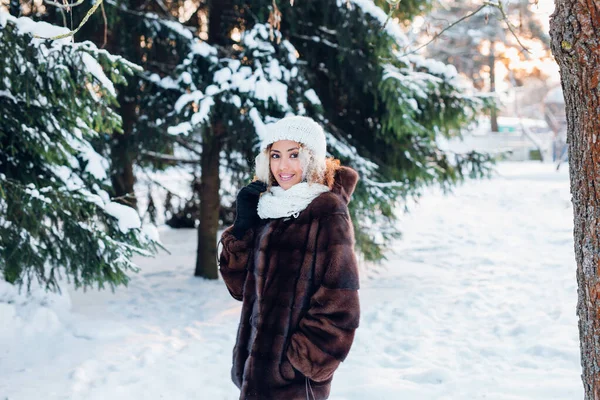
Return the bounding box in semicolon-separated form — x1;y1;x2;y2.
110;89;137;210
550;2;600;398
194;122;222;279
102;0;145;212
207;0;235;46
193;0;235;279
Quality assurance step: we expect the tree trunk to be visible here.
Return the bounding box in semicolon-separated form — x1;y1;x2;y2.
207;0;237;46
111;89;137;210
489;47;499;133
550;2;600;398
193;0;234;279
9;0;20;16
194;123;222;279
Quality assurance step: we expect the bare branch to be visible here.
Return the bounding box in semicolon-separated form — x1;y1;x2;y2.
493;1;531;54
100;0;107;48
174;136;203;157
153;0;178;21
396;3;488;58
153;0;169;15
34;0;103;40
110;192;137;207
58;4;67;26
395;1;531;58
141;150;199;165
140;170;187;200
42;0;84;10
382;1;400;30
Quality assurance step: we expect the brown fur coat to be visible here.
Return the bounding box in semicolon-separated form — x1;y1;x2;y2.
218;166;361;400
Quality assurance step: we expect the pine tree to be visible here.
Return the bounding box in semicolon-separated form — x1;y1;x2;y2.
155;0;494;277
27;0;198;210
156;22;323;277
11;0;495;280
0;13;158;292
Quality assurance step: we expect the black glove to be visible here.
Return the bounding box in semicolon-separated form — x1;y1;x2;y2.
231;180;267;239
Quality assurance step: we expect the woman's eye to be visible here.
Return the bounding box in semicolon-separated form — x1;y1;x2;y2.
290;153;299;158
270;154;279;159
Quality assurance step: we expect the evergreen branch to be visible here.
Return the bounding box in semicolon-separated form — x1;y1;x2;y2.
317;25;338;36
145;60;180;75
34;0;103;40
290;33;360;54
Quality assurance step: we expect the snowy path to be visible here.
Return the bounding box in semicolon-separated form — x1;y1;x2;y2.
0;162;581;399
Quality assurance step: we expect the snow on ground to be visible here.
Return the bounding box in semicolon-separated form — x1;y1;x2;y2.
0;162;581;399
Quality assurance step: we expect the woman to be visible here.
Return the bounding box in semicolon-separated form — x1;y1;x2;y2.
218;116;360;400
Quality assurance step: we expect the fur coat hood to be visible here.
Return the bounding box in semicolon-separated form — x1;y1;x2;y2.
219;166;361;400
330;165;359;204
291;165;359;222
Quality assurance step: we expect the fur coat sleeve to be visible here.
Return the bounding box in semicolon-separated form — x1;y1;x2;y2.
285;211;361;383
218;226;254;301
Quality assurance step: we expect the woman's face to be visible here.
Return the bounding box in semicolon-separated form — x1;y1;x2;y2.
270;140;303;190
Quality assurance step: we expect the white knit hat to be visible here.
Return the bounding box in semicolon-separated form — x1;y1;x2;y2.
254;116;327;184
259;116;327;159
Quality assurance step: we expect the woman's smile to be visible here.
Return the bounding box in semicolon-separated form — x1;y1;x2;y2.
279;173;295;181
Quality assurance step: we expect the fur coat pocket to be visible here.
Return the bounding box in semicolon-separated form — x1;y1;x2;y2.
280;355;299;381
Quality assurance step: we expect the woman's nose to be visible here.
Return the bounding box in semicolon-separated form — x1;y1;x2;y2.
279;157;290;170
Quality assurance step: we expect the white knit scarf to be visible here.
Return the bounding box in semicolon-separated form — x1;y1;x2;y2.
257;182;330;219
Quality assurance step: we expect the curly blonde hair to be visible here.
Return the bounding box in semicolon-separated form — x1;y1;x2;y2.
254;143;341;190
